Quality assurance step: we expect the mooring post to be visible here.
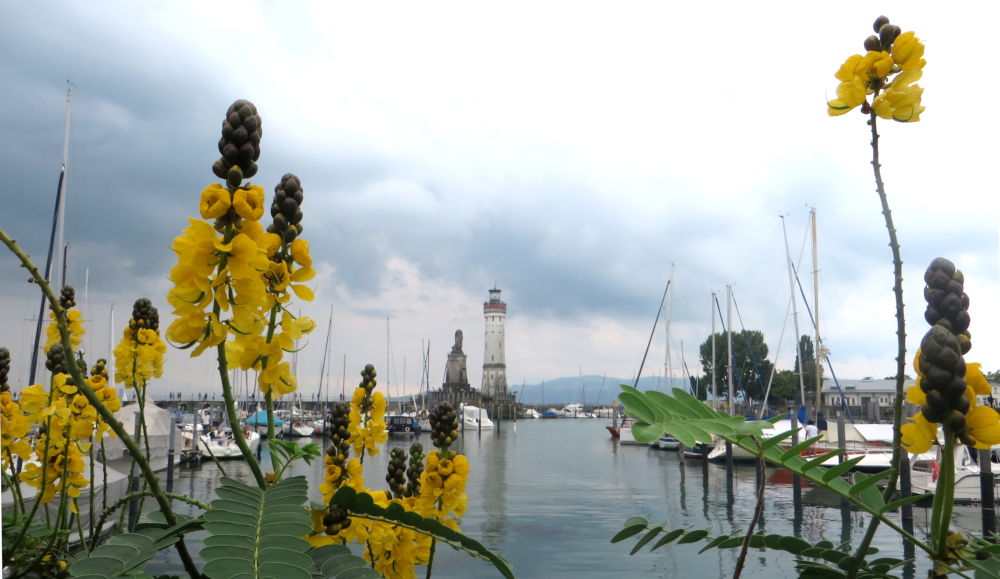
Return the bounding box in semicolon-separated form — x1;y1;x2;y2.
980;448;996;537
790;408;802;509
166;415;176;493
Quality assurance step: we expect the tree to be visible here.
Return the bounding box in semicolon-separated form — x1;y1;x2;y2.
793;335;824;399
768;369;800;403
698;330;773;401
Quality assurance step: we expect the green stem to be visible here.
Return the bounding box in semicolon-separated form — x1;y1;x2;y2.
90;489;211;550
733;441;766;579
212;219;267;489
845;105;908;579
215;342;265;488
425;537;437;579
932;432;957;566
4;448;25;513
262;303;281;474
9;374;60;554
0;228;204;579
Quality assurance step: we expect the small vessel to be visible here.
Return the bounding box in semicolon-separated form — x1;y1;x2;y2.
244;410;284;436
100;402;174;472
462;404;495;430
910;444;998;503
557;403;594;418
518;408;541;419
283;419;315;438
198;427;261;459
387;414;421;434
655;436;680;450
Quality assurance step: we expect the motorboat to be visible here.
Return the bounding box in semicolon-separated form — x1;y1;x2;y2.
557;403;595;418
387;415;421;434
197;427;261;459
461;405;495;430
518;408;541;419
910;444;999;503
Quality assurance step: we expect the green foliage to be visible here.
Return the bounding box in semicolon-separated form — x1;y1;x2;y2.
331;486;515;579
269;438;322;478
617;385;769;447
616;385;940;572
611;517;911;578
698;330;774;401
67;517;201;578
199;476;314;579
308;545;381;578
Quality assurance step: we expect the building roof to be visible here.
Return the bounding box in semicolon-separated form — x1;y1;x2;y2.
820;377;914;394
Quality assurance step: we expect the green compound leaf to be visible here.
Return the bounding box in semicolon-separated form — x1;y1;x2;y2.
309;545;380;578
199;476;313;579
330;486;514;579
611;517;649;543
616;386;767;446
67;518;197;578
630;526;662;555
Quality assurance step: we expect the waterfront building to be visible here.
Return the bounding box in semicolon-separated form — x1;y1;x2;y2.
821;376;1000;422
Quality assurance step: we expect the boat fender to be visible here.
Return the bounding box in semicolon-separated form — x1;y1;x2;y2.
931;460;940;483
404;426;411;432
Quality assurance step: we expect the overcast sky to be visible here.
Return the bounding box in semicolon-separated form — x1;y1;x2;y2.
2;2;998;400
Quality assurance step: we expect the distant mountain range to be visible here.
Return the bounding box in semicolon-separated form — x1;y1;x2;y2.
509;374;691;407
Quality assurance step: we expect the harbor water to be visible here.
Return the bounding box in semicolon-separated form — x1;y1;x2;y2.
147;418;982;577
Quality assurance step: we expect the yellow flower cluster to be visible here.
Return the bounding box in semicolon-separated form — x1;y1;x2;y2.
16;372;119;510
1;390;33;468
113;327;166;389
902;358;1000;453
43;309;85;353
827;25;925;122
166;180;316;397
349;387;388;456
304;386;469;579
415;450;470;524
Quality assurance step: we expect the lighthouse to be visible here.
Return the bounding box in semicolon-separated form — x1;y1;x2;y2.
481;287;508;397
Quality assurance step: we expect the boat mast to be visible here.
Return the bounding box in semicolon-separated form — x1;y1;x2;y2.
29;83;73;386
726;285;734;416
811;209;822;420
664;263;674;390
781;215;807;409
711;291;717;411
317;306;333;401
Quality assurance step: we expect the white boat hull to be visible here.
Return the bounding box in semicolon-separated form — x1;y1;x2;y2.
462;405;495;430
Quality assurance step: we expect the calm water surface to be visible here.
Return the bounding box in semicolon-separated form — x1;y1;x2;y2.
149;419;988;577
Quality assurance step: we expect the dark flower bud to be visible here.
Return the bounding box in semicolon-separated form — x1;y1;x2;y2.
873;16;890;33
212;159;228;179
864;35;882;52
227;165;243;189
947;410;966;434
879;23;900;48
0;347;10;391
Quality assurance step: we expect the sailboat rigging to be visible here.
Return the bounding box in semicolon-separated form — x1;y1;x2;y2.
28;83;73;385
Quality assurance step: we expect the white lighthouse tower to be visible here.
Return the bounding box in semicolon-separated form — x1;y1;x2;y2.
481;287;508;397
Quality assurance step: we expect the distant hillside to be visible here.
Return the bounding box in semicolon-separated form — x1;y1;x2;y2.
511;375;692;407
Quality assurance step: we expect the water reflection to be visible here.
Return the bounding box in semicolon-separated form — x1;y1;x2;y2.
140;420;1000;578
477;427;508;545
